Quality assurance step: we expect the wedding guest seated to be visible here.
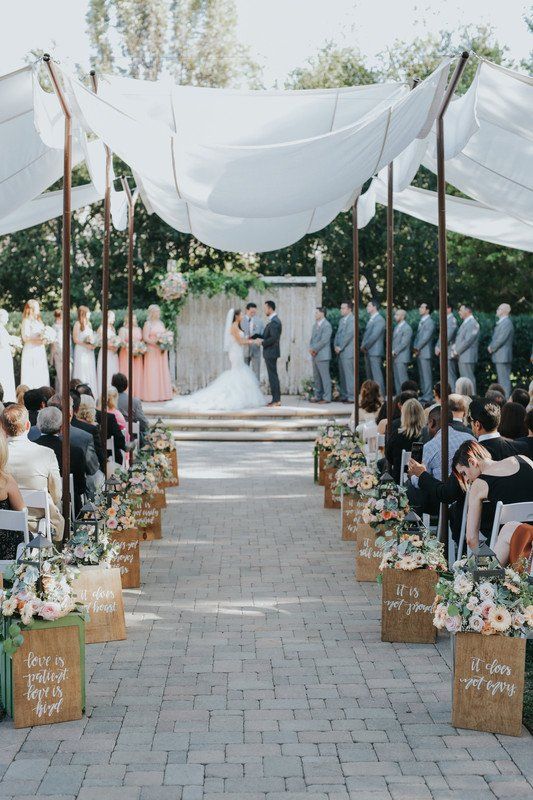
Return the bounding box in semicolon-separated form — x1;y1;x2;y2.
410;405;473;487
510;387;529;409
35;406;86;515
485;389;506;408
455;377;474;414
69;378;82;392
0;430;26;560
23;388;47;441
72;393;105;472
357;380;382;423
377;390;418;436
452;439;533;551
492;521;533;567
1;404;64;541
100;386;130;446
401;379;419;395
468;398;529;458
384;398;425;484
432;381;451;406
48;394;103;493
487;382;507;400
449;394;471;434
15;384;29;405
111;372;148;445
499;402;528;441
76;383;126;465
515;410;533;459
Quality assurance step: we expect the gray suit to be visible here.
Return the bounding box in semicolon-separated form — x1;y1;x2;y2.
242;314;264;380
454;315;480;392
310;319;332;401
414;315;435;403
117;391;149;444
361;313;385;394
489;316;514;397
334;313;355;401
392;321;413;394
445;313;459;390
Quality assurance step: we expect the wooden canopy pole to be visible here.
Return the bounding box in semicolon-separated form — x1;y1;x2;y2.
43;54;72;533
89;70;110;452
437;52;470;543
121;177;137;444
352;200;360;427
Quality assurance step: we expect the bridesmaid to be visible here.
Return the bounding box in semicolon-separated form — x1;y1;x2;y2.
118;313;145;397
72;306;98;397
20;300;49;388
0;309;17;402
142;305;172;402
97;310;120;390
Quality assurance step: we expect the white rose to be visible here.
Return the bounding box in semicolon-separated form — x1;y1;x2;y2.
478;581;495;601
453;574;474;596
469;615;484;632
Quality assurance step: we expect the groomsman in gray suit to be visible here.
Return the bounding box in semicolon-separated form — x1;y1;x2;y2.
392;309;412;394
242;302;264;381
435;305;458;390
488;303;514;398
334;301;355;402
413;303;435;404
452;304;480;392
309;307;332;403
361;300;385;394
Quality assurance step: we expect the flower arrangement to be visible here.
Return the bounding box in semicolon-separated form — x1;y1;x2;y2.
41;325;57;345
132;340;147;356
144;419;175;452
116;461;159;496
62;524;120;567
157;270;188;302
99;496;138;532
156;330;174;351
360;477;409;532
325;430;364;470
138;450;173;483
315;423;352;452
0;544;85;654
433;558;533;637
377;528;447;572
94;332;122;350
335;456;378;496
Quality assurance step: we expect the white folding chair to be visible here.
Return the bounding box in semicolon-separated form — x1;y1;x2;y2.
489;501;533;550
69;474;85;522
0;508;29;576
400;450;411;487
19;489;52;541
377;433;385;450
456;489;470;562
131;421;140;451
107;437;117;463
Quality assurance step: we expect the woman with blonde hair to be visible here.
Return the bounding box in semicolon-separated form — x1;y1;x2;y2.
73;306;97;397
142;304;172;402
0;431;26;560
99;386;129;443
20;300;49;388
15;384;29;406
384;397;425;484
78;394;97;425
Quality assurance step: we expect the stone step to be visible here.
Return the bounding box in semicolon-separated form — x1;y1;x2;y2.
144;402;353;420
169;430;319;441
149;416;350;432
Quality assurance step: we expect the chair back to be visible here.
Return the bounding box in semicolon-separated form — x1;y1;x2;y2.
131;421;140;451
19;489;52;538
0;510;29;575
107;437;117;463
489;501;533;549
456;488;470;561
400;450;411;486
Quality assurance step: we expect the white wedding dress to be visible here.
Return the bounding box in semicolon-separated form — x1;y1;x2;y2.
73;327;98;397
168;327;265;412
21;318;49;388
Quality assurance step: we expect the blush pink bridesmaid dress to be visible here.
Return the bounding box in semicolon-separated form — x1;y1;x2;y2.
141;320;172;402
118;325;144;397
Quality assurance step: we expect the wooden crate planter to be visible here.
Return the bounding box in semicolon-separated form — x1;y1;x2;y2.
323;468;341;509
110;529;141;589
72;566;126;644
317;450;329;486
0;613;85;728
149;486;167;510
381;568;438;643
161;448;179;488
341;492;363;541
134;497;162;540
355;525;382;582
452;632;526;737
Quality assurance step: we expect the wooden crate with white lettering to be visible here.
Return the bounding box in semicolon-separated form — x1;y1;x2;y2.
110;529;141;589
381;568;438;643
355;526;382;582
317;450;329;486
72;566;126;644
0;613;85;728
134;498;162;540
149;486;167;510
160;448;179;488
323;468;340;509
452;632;526;737
341;492;363;541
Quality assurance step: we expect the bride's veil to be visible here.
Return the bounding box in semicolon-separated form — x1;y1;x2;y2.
223;308;234;352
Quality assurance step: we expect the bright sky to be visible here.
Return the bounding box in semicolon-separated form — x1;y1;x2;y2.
2;0;531;80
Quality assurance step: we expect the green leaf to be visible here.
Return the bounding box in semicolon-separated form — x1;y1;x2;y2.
447;604;461;617
13;635;24;647
8;623;20;637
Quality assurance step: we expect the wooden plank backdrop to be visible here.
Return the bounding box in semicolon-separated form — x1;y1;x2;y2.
381;568;438;643
73;566;126;644
452;633;526;737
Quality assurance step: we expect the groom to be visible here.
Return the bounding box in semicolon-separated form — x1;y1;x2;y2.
258;300;282;407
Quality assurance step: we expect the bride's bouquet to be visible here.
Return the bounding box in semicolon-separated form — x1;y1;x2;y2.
41;325;57;345
157;330;174;351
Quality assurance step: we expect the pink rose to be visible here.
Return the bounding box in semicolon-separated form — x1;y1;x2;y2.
107;518;118;529
39;601;63;621
444;615;461;633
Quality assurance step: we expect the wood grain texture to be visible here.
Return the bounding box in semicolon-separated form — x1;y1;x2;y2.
317;450;329;486
452;633;525;736
341;493;363;541
73;567;126;644
160;449;179;488
12;625;82;728
381;568;438;643
149;487;167;509
355;526;382;582
134;500;162;540
323;468;341;509
110;529;141;589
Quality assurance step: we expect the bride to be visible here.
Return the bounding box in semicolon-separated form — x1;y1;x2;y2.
168;309;265;411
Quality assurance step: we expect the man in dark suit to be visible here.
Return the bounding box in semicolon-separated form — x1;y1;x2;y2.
258;300;282;407
23;388;47;441
468;398;529;459
35;406;87;514
70;391;106;471
47;394;104;493
75;384;126;465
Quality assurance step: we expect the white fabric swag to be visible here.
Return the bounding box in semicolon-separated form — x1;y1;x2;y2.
59;61;453;251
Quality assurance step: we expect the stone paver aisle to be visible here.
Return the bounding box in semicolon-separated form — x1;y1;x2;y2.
1;442;532;800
